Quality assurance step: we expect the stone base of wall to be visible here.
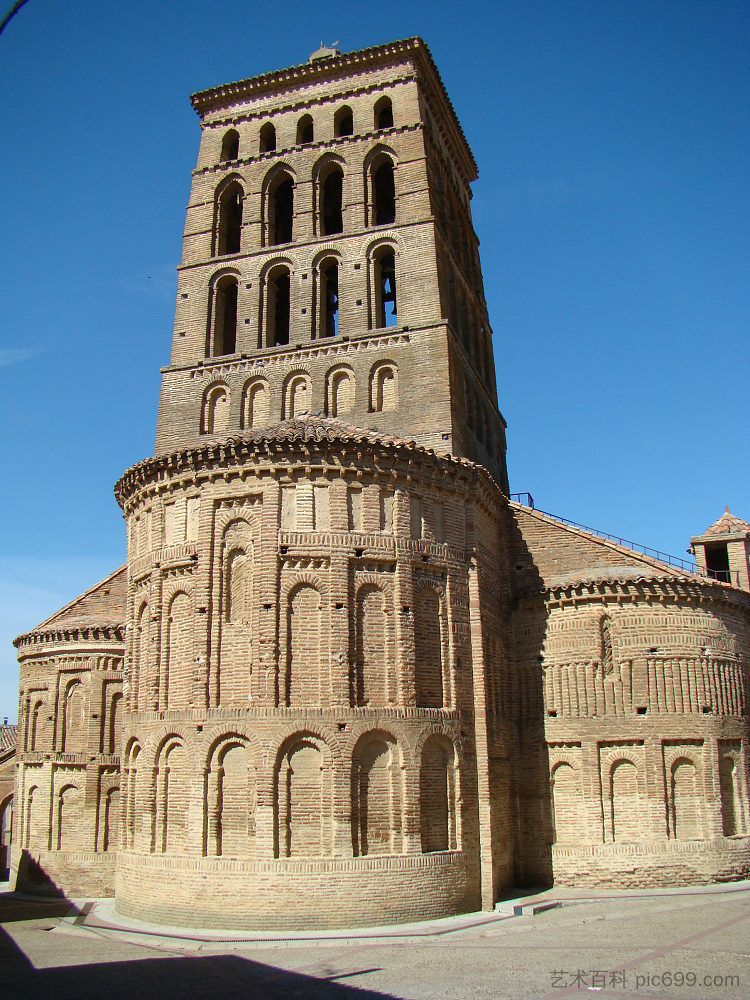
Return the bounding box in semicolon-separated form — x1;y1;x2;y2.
550;837;750;888
115;850;478;930
12;848;117;898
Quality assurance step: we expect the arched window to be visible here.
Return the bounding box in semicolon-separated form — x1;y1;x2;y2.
334;105;353;137
0;795;12;876
285;585;321;706
124;743;141;849
24;786;39;849
208;275;238;356
720;754;744;836
326;366;354;417
242;377;270;429
274;736;332;857
354;584;392;706
368;156;396;226
264;265;291;346
107;691;122;754
372;249;397;328
28;700;43;751
551;762;582;843
374;96;393;130
320;165;343;235
266;170;294;245
134;602;149;711
284;372;311;418
56;784;83;851
208;740;256;857
259;122;276;153
165;592;192;710
420;736;458;852
62;681;86;753
202;383;230;435
352;734;403;856
415;587;444;707
215;180;243;256
319;260;339;337
610;760;642;842
297;114;314;145
370;362;398;413
156;740;189;853
102;787;120;851
670;759;701;840
220;129;239;162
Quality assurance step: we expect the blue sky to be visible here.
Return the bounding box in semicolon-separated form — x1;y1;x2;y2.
1;0;748;721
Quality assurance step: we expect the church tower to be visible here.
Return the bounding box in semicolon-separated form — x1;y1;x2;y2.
156;37;508;491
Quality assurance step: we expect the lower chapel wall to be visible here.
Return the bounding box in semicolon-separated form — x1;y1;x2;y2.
511;578;750;887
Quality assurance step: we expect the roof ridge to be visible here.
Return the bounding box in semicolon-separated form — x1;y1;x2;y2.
32;564;127;632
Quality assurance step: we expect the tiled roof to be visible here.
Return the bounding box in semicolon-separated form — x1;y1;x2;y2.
248;414;426;450
700;508;750;538
0;725;17;753
22;565;127;638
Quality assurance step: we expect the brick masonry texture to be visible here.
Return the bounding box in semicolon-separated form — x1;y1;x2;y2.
9;38;750;928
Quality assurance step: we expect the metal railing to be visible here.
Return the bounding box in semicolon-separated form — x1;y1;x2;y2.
509;494;699;573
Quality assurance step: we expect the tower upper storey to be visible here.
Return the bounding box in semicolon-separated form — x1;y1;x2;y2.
155;38;508;491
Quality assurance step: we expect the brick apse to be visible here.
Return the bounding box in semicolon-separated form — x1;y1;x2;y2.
11;38;750;929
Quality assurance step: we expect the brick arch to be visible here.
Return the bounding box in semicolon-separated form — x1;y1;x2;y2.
258;254;296;282
550;760;583;844
351;729;405;857
282;369;313;419
204;733;258;858
413;581;448;708
413;726;462;767
268;724;343;767
213;503;261;541
280;570;329;603
202;729;263;771
55;781;84;851
325;363;355;417
273;730;335;858
153;735;191;855
368;359;399;412
418;732;461;853
240;376;270;430
201;380;230;436
347;719;415;766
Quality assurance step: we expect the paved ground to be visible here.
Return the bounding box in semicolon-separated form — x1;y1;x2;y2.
1;881;748;1000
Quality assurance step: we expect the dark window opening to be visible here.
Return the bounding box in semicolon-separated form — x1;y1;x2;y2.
259;122;276;153
220;129;239;162
322;263;339;337
271;177;294;244
376;252;397;328
212;279;238;356
705;543;731;582
335;106;353;137
373;161;395;225
218;186;243;255
269;271;290;346
375;97;393;130
322;168;343;235
297;115;314;144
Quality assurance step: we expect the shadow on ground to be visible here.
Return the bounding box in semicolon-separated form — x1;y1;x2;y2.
1;892;394;1000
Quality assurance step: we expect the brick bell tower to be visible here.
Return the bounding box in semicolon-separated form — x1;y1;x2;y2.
155;37;508;492
113;38;517;930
